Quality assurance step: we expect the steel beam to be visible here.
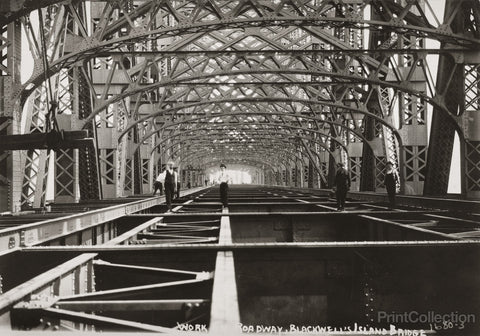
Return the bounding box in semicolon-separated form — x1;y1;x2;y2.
0;187;208;252
54;299;209;312
39;308;180;333
0;253;97;312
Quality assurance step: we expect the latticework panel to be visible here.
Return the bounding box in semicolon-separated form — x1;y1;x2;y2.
142;159;149;185
55;149;76;198
465;65;480;112
404;145;427;182
349;156;362;191
1;0;478;204
99;149;115;186
466;141;480;192
374;156;387;190
124;158;133;194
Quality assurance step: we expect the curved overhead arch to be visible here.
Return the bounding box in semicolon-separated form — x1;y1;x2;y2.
181;152;281;174
168;141;331;185
162;138;310;168
180;153;283;184
17;0;480;106
164;136;335;162
173;147;303;175
9;0;480;205
116;97;403;146
161;136;334;169
201;158;275;171
9;1;478;48
147;127;352;160
173;147;303;177
92;68;452;126
134;113;390;158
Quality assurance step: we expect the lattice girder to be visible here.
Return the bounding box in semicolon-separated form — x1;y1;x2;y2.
1;0;479;203
15;0;480;105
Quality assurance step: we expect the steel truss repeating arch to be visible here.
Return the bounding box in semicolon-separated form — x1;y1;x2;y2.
177;146;301;171
79;41;462;134
15;0;480;108
4;0;480;209
163;136;336;165
6;0;480;48
181;154;285;186
159;137;332;175
117;98;403;146
200;159;276;179
147;126;356;162
170;144;326;186
150;127;354;186
138;114;396;161
89;66;460;129
174;148;298;182
182;152;282;174
157;135;311;169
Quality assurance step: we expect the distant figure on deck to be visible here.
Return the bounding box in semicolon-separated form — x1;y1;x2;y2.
216;163;231;208
333;162;350;211
156;160;177;211
173;167;181;199
384;161;400;208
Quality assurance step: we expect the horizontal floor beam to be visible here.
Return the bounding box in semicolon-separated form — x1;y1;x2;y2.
55;299;209;311
21;240;480;254
0;187;209;252
126;210;445;217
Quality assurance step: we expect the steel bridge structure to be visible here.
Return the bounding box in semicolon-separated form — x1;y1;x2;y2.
0;0;479;210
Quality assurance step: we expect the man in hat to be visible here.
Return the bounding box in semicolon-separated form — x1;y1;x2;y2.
155;160;177;211
216;163;231;208
333;162;350;211
384;161;400;208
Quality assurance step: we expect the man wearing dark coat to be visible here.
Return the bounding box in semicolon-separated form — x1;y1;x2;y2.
333;162;350;211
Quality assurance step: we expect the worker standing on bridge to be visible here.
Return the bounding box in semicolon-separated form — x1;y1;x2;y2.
333;162;350;211
156;160;177;211
384;161;399;208
216;163;231;208
173;167;181;199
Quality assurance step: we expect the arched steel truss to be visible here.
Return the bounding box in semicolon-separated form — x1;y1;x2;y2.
1;0;479;208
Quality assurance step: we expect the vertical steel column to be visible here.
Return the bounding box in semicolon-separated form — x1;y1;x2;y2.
0;20;21;211
361;1;384;191
132;124;143;195
76;65;101;200
424;0;472;197
361;92;385;192
285;163;291;187
463;62;480;198
393;2;428;195
53;4;93;203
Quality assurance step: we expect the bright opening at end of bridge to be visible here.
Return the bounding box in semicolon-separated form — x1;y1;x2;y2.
206;165;257;185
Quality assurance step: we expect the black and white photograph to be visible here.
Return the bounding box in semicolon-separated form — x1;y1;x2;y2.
0;0;479;335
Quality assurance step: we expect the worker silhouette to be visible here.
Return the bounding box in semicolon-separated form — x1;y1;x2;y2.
216;163;231;208
155;160;177;211
384;161;400;208
333;162;350;211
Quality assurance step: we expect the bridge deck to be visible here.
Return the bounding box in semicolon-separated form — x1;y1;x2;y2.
0;185;478;334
